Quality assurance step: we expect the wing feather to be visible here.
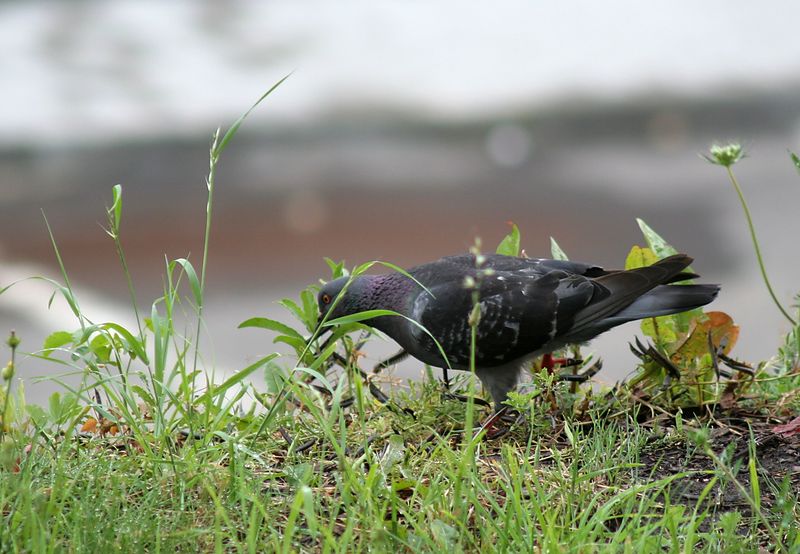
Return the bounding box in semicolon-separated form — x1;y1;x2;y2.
408;269;598;367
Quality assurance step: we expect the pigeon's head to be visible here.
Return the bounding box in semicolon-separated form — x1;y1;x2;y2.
317;276;367;323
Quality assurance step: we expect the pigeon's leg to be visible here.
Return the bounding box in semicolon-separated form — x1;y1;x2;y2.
373;350;456;395
442;391;492;408
475;364;521;412
478;407;510;439
372;349;409;374
541;353;583;372
329;352;415;417
540;353;602;385
441;366;451;390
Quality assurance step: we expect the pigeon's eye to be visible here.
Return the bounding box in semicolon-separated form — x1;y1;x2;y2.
321;293;332;305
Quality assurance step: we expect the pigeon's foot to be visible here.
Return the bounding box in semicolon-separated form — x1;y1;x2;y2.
556;357;603;383
478;408;524;440
441;391;492;408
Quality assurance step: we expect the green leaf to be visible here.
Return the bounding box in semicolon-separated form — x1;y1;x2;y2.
675;311;737;359
263;362;289;395
131;385;155;408
322;309;395;326
201;354;279;401
300;289;317;326
641;316;678;344
379;434;406;473
48;392;61;421
238;317;305;341
42;331;73;356
392;478;426;495
107;184;123;229
431;519;459;548
563;420;575;447
496;223;521;256
26;404;47;427
279;298;307;326
308;340;338;372
636;218;679;259
89;334;112;364
285;463;312;486
215;73;291;158
273;335;308;354
550;237;569;261
172;258;203;307
324;258;347;279
293;367;334;393
748;446;760;511
624;245;658;270
301;485;318;535
101;322;149;364
790;150;800;175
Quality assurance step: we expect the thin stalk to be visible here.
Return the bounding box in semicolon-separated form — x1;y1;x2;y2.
466;278;482;443
42;212;87;332
190;74;290;379
108;220;144;341
0;370;11;441
1;332;18;440
726;167;796;326
466;291;478;440
191;130;220;384
455;286;479;521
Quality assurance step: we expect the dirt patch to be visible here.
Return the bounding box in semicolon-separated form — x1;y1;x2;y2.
636;413;800;524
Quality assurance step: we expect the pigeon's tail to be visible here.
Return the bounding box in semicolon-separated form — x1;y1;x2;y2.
604;283;720;323
563;254;719;342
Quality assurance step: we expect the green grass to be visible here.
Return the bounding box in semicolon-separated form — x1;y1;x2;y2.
0;88;799;552
2;387;798;552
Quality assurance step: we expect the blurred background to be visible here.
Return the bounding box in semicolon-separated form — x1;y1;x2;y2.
2;1;800;405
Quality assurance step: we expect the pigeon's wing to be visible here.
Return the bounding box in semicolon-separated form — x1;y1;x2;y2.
483;255;607;278
407;270;600;368
423;254;606;279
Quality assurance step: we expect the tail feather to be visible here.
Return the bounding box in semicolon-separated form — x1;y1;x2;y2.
563;254;719;342
568;254;694;335
605;283;720;323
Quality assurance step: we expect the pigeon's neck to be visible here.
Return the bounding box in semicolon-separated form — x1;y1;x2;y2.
360;273;416;335
359;273;414;311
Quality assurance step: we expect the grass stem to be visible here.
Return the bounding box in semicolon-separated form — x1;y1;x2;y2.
725;167;796;326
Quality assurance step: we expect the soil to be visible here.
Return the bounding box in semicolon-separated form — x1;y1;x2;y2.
635;411;800;541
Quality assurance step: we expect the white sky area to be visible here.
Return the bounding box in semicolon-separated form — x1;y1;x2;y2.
2;1;800;147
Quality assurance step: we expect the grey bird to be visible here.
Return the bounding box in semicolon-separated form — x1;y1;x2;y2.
317;253;719;410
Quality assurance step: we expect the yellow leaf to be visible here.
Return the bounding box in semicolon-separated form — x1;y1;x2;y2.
625;245;658;270
675;311;739;360
81;418;98;433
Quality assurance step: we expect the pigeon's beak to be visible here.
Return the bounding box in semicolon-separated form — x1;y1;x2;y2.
306;316;333;350
316;313;332;334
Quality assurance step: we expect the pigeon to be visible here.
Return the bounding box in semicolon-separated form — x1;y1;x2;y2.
317;253;719;410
